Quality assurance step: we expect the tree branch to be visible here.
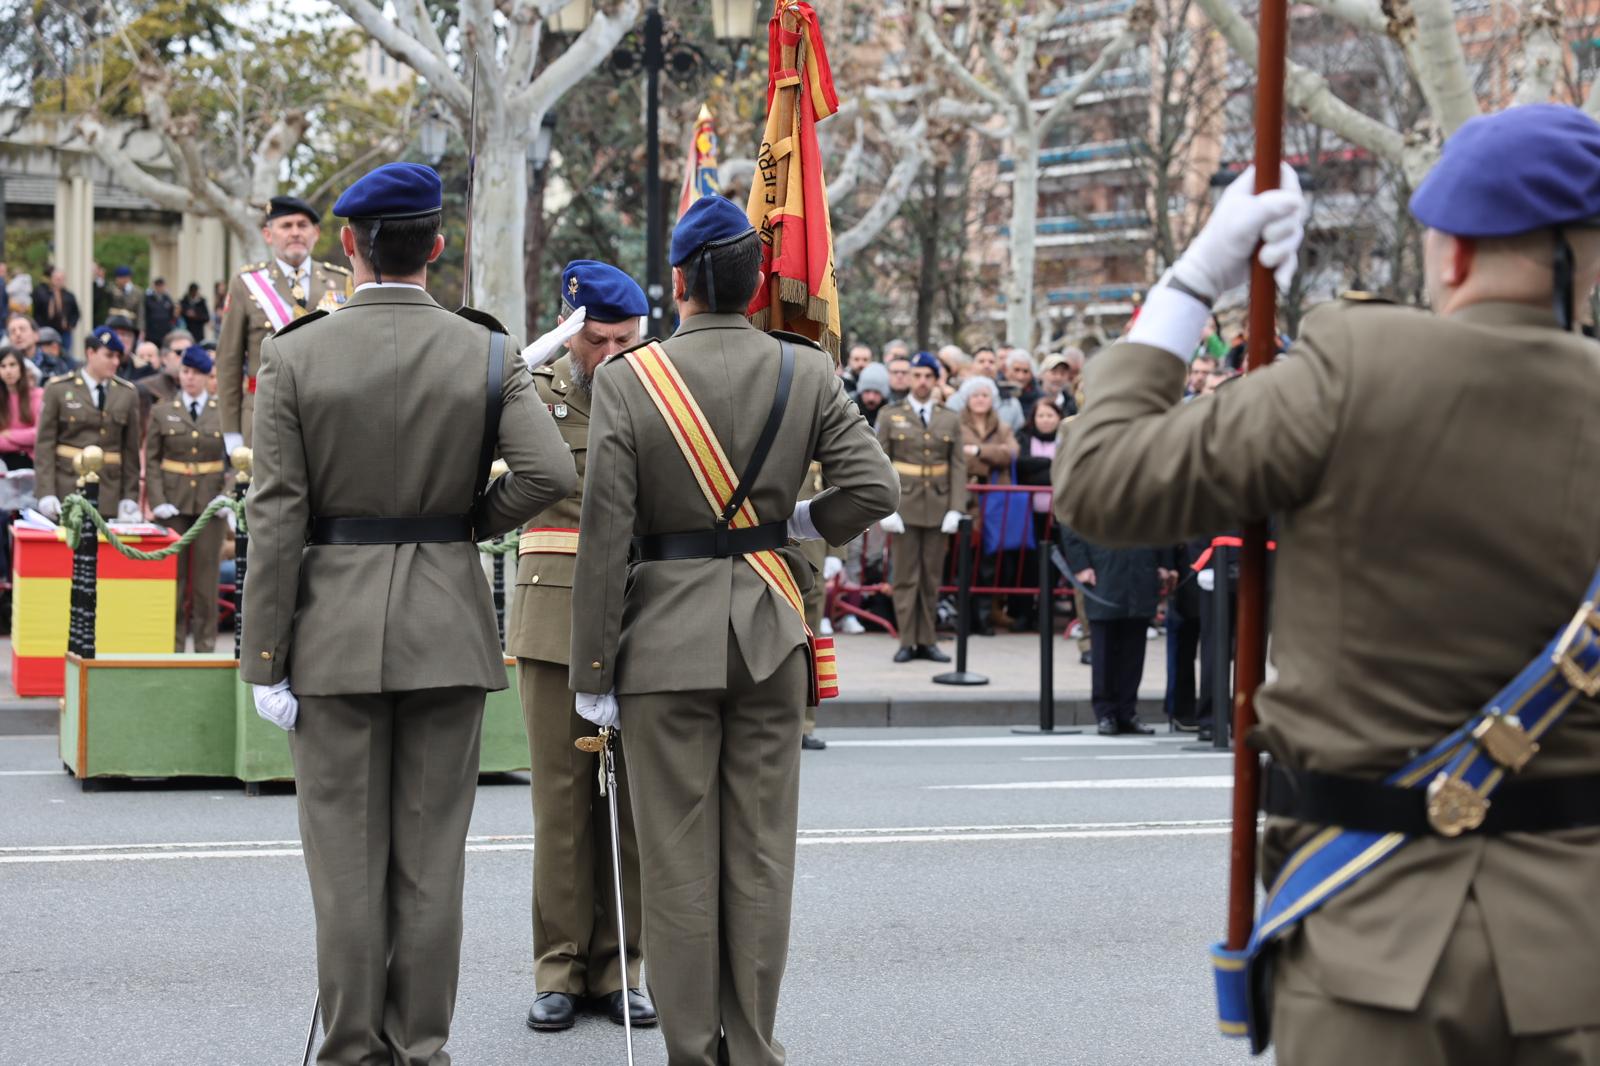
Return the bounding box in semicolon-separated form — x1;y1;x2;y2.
395;0;452;76
1401;0;1480;134
836;124;927;265
827;115;868;203
70;116;196;215
505;0;543;89
328;0;467;111
1037;19;1142;146
1304;0;1388;33
514;0;639;123
915;4;1011;115
1514;0;1563;105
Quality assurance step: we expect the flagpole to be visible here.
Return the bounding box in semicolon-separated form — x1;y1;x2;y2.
1228;0;1289;954
643;0;667;336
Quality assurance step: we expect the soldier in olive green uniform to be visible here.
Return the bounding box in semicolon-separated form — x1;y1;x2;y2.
570;197;899;1066
240;164;575;1066
1056;106;1600;1065
145;347;228;652
34;326;141;522
875;351;967;663
506;260;654;1033
216;196;353;449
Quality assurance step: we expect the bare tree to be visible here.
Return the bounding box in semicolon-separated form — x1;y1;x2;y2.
915;0;1156;349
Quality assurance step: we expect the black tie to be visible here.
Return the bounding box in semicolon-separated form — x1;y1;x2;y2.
920;407;929;428
190;401;200;422
95;383;106;412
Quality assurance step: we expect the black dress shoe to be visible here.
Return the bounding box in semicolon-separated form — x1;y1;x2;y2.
893;646;916;663
1079;651;1092;666
1096;718;1119;736
918;644;952;663
801;734;827;751
527;991;578;1031
596;988;658;1027
1118;718;1155;736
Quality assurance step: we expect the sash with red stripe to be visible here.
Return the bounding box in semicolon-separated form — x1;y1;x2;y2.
622;341;838;702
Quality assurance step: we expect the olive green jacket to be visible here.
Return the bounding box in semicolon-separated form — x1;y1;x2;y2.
144;393;227;513
570;314;898;696
240;285;575;695
35;371;141;516
1055;296;1600;1033
876;401;967;527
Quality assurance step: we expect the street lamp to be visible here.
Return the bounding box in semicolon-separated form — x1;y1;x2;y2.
711;0;762;41
418;105;450;165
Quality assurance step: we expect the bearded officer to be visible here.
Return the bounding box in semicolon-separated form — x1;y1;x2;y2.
1056;103;1600;1065
216;195;353;451
240;162;574;1065
507;259;655;1034
570;196;898;1066
145;346;228;652
34;325;140;523
876;351;966;663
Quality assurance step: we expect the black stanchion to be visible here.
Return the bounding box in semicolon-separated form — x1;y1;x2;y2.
1210;543;1233;750
493;550;507;645
67;453;102;661
232;448;252;661
934;515;988;686
1013;533;1080;735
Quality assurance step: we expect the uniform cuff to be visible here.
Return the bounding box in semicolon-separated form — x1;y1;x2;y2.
1127;283;1212;363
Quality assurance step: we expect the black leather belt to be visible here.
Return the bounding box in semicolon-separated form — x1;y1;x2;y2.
632;521;788;562
309;514;474;545
1262;761;1600;836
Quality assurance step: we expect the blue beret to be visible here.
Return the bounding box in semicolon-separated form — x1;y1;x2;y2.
562;260;647;323
911;351;940;373
88;325;124;355
1410;104;1600;238
333;162;443;220
114;266;131;278
670;195;755;266
181;347;214;374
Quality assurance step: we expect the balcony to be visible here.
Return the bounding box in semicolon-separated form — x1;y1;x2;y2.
1000;139;1138;174
1036;211;1149;235
1035;66;1149;105
1046;284;1143;305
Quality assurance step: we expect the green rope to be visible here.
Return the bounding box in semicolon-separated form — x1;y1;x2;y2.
58;495;246;560
59;494;516;560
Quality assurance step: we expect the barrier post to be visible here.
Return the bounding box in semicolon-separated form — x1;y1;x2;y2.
1014;519;1080;735
1210;543;1233;750
67;449;104;660
933;514;988;686
232;447;252;661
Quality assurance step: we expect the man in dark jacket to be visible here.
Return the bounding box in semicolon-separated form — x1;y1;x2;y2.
143;278;176;346
1061;529;1161;735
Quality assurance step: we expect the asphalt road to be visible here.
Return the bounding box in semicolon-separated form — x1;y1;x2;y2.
0;727;1270;1065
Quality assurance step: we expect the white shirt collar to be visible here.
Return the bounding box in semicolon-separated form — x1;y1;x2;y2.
182;390;210;410
81;367;109;391
276;258;310;281
355;281;427;293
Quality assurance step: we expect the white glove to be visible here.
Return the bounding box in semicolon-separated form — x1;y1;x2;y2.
1170;164;1306;300
522;307;587;371
36;495;60;520
210;494;238;532
940;509;964;535
787;499;822;541
252;679;299;731
223;433;244;458
575;689;620;729
879;512;905;535
823;556;843;581
151;504;179;520
1198;569;1216;592
116;499;140;523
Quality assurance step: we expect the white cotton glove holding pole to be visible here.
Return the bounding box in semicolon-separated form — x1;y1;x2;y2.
940;510;964;535
522;307;587;371
36;495;60;521
1132;165;1306;362
787;499;822;541
151;504;179;520
823;556;843;581
253;679;299;731
576;690;620;729
116;499;140;523
224;433;244;458
210;494;237;532
879;512;905;535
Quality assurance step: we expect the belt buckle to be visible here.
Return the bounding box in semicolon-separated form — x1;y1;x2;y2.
1425;772;1489;837
1472;714;1539;772
1551;603;1600;697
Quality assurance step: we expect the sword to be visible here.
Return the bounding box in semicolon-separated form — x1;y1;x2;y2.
575;727;635;1066
461;51;480;309
299;991;319;1066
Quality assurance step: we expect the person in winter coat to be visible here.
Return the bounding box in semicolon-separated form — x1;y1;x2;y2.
954;376;1019;634
1060;527;1170;735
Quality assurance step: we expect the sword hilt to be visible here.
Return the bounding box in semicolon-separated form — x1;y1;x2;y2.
574;735;606;753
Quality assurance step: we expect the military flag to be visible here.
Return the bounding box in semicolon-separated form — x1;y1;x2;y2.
678;105;724;218
744;0;841;358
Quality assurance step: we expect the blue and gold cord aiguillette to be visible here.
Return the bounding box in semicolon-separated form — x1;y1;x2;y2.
1214;562;1600;1052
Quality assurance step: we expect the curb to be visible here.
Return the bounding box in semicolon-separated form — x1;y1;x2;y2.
818;695;1168;729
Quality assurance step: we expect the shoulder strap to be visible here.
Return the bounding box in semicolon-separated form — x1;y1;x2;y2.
471;331;507;532
719;339;796;525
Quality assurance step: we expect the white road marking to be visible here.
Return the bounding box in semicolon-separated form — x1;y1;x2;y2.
0;819;1234;865
825;736;1151;749
0;770;62;776
1020;754;1232;763
930;775;1233;791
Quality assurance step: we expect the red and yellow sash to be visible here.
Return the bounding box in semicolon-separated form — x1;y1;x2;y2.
622;341;837;702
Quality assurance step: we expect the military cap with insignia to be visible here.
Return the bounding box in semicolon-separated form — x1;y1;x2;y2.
911;351;940;373
87;324;125;354
181;347;215;374
562;260;647;323
265;195;321;225
1409;103;1600;329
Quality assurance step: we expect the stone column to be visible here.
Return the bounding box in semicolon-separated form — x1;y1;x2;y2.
52;158;95;362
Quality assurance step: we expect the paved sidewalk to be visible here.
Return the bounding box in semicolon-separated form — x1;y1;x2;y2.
0;638;58;735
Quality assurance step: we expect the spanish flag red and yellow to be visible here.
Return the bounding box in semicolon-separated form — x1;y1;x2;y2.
745;0;841;359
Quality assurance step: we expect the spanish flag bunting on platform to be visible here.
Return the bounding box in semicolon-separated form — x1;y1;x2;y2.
745;0;841;359
678;104;724;219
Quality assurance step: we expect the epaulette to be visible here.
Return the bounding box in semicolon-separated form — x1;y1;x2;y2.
768;329;826;353
322;262;351;275
238;262;268;275
1340;290;1394;304
455;306;509;333
109;375;135;388
597;336;661;372
273;309;328;338
531;360;558;378
45;372;76;387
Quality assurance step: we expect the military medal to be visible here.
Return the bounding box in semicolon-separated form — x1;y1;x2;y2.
291;283;306;303
554;404;568;419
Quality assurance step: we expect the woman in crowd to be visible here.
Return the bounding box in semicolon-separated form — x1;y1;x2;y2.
954;376;1018;635
0;348;42;470
180;283;210;341
1010;399;1062;631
